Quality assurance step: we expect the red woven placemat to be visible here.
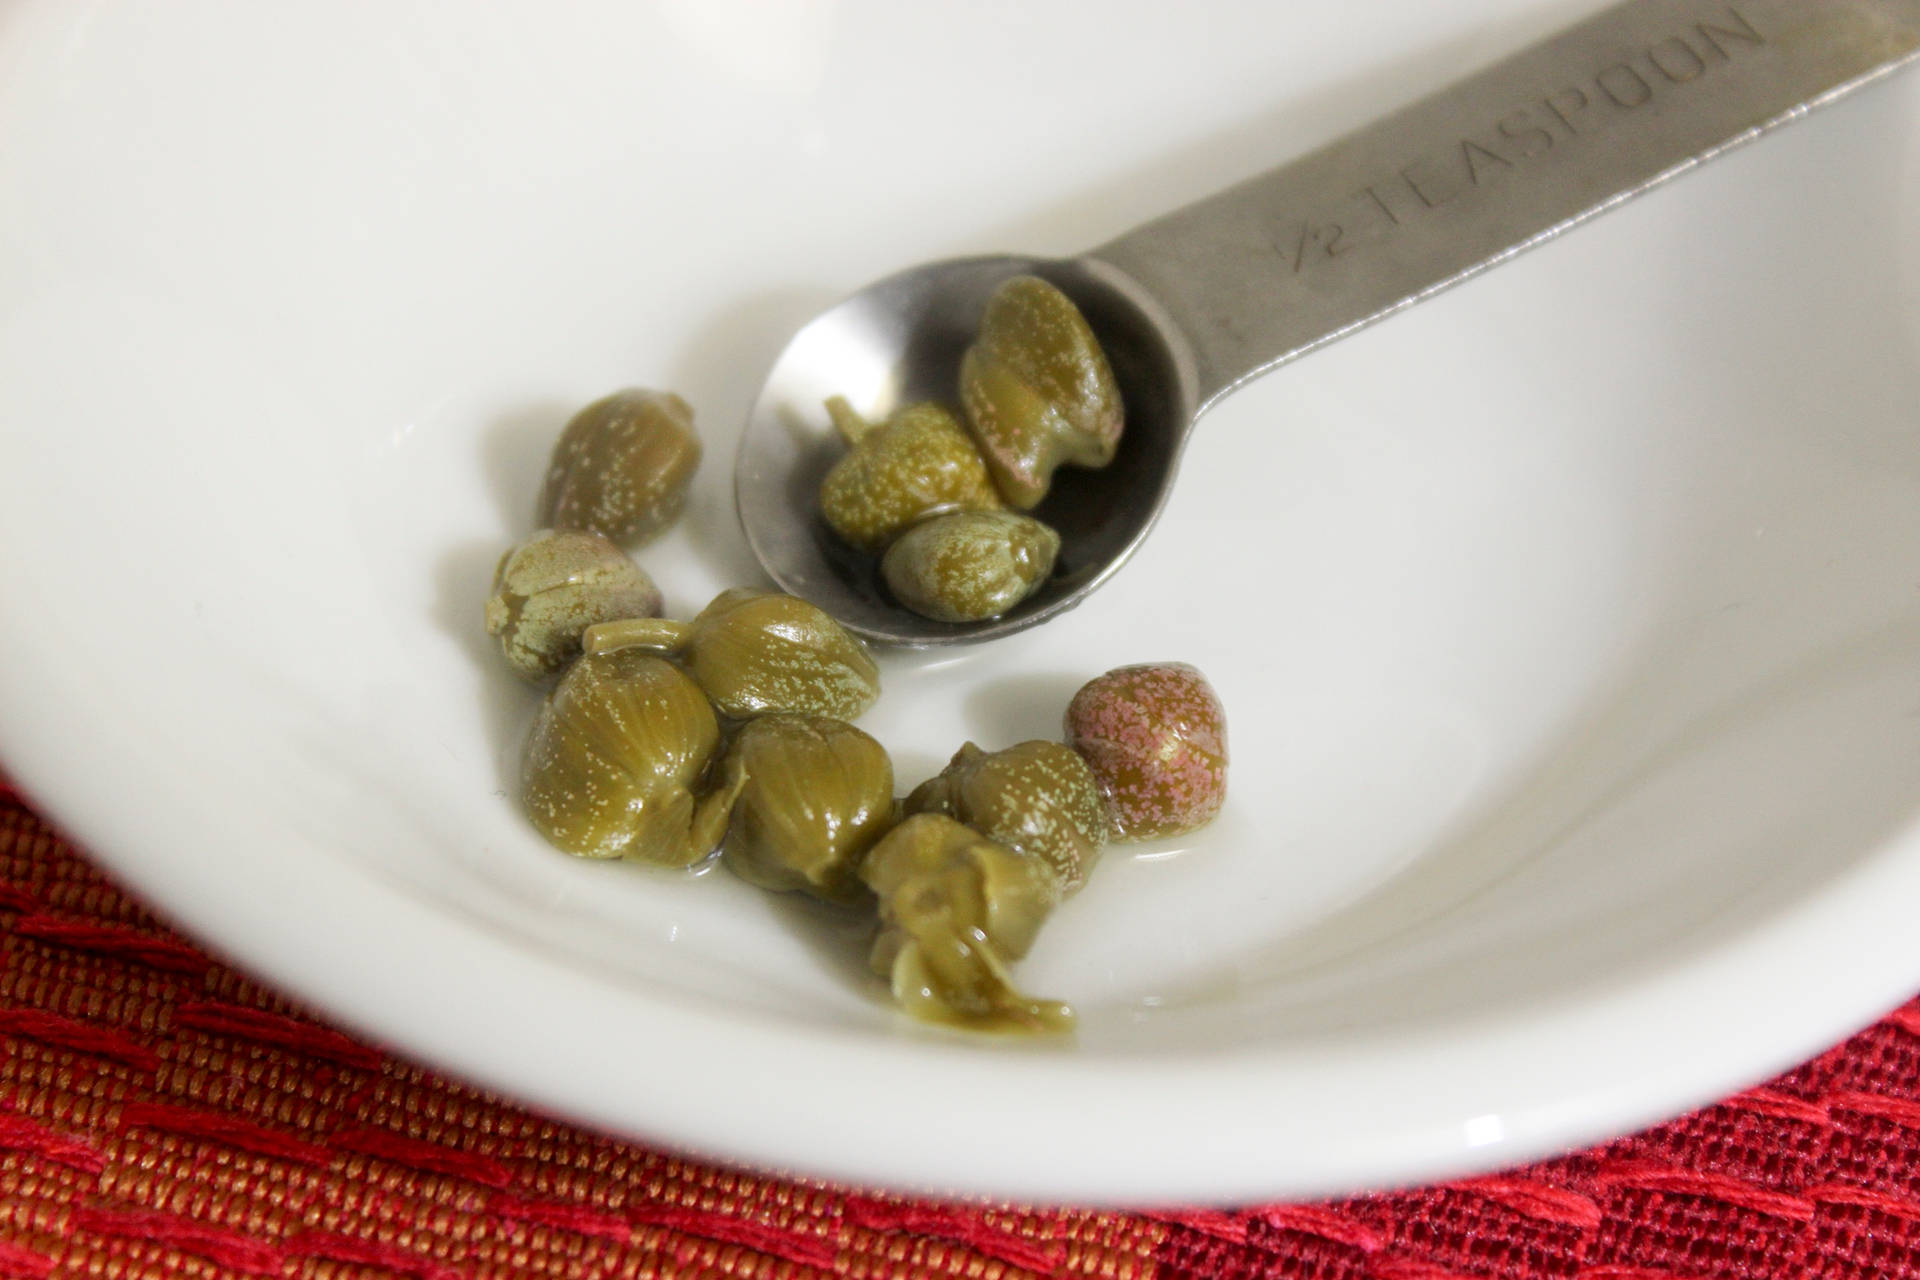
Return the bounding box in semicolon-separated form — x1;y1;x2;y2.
2;789;1917;1279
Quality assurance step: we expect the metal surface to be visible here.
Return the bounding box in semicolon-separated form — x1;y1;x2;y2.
737;0;1920;646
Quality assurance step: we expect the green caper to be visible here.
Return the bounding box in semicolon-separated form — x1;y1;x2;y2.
584;588;880;721
484;529;663;681
538;389;702;544
717;714;896;904
904;740;1108;895
1064;662;1229;840
880;510;1058;623
861;813;1073;1035
817;399;1004;552
521;648;742;865
958;275;1124;509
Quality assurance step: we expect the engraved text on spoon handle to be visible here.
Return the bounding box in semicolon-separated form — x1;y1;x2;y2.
1090;0;1920;411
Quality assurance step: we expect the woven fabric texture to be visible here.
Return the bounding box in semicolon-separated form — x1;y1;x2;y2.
1;791;1917;1280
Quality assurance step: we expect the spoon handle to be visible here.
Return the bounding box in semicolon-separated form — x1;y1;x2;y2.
1089;0;1920;412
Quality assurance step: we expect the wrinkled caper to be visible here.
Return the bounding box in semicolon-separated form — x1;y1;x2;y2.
1065;662;1229;840
538;389;702;544
717;714;896;904
584;587;880;721
861;813;1072;1034
522;648;742;865
484;529;663;681
818;399;1003;552
880;510;1058;623
905;739;1108;895
958;275;1124;509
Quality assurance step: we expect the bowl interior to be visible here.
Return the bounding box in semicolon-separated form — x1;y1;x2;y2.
2;0;1918;1199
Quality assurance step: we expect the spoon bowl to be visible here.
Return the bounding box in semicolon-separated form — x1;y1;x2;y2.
735;255;1195;646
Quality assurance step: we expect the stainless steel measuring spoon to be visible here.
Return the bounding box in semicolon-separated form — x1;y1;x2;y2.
736;0;1920;646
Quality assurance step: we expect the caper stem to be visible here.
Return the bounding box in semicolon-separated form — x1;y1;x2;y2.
824;396;878;445
891;943;1076;1034
584;617;690;655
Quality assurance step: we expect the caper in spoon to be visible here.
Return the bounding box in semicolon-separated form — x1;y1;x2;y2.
959;275;1123;510
881;510;1058;624
818;399;1002;552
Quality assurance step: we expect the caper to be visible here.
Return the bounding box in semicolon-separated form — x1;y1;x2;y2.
958;275;1123;509
861;813;1073;1034
717;714;896;904
521;648;742;865
584;587;880;721
1065;663;1228;840
880;510;1058;623
818;399;1003;552
484;529;663;681
904;739;1107;895
537;388;702;544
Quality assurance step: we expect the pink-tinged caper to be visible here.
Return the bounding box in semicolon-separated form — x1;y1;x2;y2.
1064;663;1228;841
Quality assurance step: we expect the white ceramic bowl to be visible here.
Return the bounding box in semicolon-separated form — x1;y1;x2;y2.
2;0;1918;1204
